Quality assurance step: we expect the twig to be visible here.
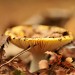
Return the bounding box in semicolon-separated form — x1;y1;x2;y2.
0;45;36;68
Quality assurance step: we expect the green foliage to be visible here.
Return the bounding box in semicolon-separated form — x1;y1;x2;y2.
13;70;25;75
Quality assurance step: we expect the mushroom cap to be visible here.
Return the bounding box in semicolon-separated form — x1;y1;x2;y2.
5;25;69;38
5;25;73;53
5;25;34;38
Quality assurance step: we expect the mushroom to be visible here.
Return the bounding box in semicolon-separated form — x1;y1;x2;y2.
5;25;73;73
39;60;49;69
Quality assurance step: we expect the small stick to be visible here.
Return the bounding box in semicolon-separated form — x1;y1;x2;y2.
0;45;36;68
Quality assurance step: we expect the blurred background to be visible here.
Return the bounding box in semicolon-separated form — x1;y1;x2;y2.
0;0;75;37
0;1;75;74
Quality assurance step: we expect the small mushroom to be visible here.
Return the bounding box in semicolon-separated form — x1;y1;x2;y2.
39;60;49;69
65;57;73;63
5;25;73;73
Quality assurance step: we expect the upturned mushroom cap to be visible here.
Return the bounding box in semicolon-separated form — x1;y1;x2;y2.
5;25;73;52
5;25;73;72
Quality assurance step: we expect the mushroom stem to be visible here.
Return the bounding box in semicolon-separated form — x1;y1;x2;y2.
29;53;45;73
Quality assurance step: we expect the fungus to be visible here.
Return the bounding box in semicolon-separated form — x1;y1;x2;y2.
5;25;73;72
